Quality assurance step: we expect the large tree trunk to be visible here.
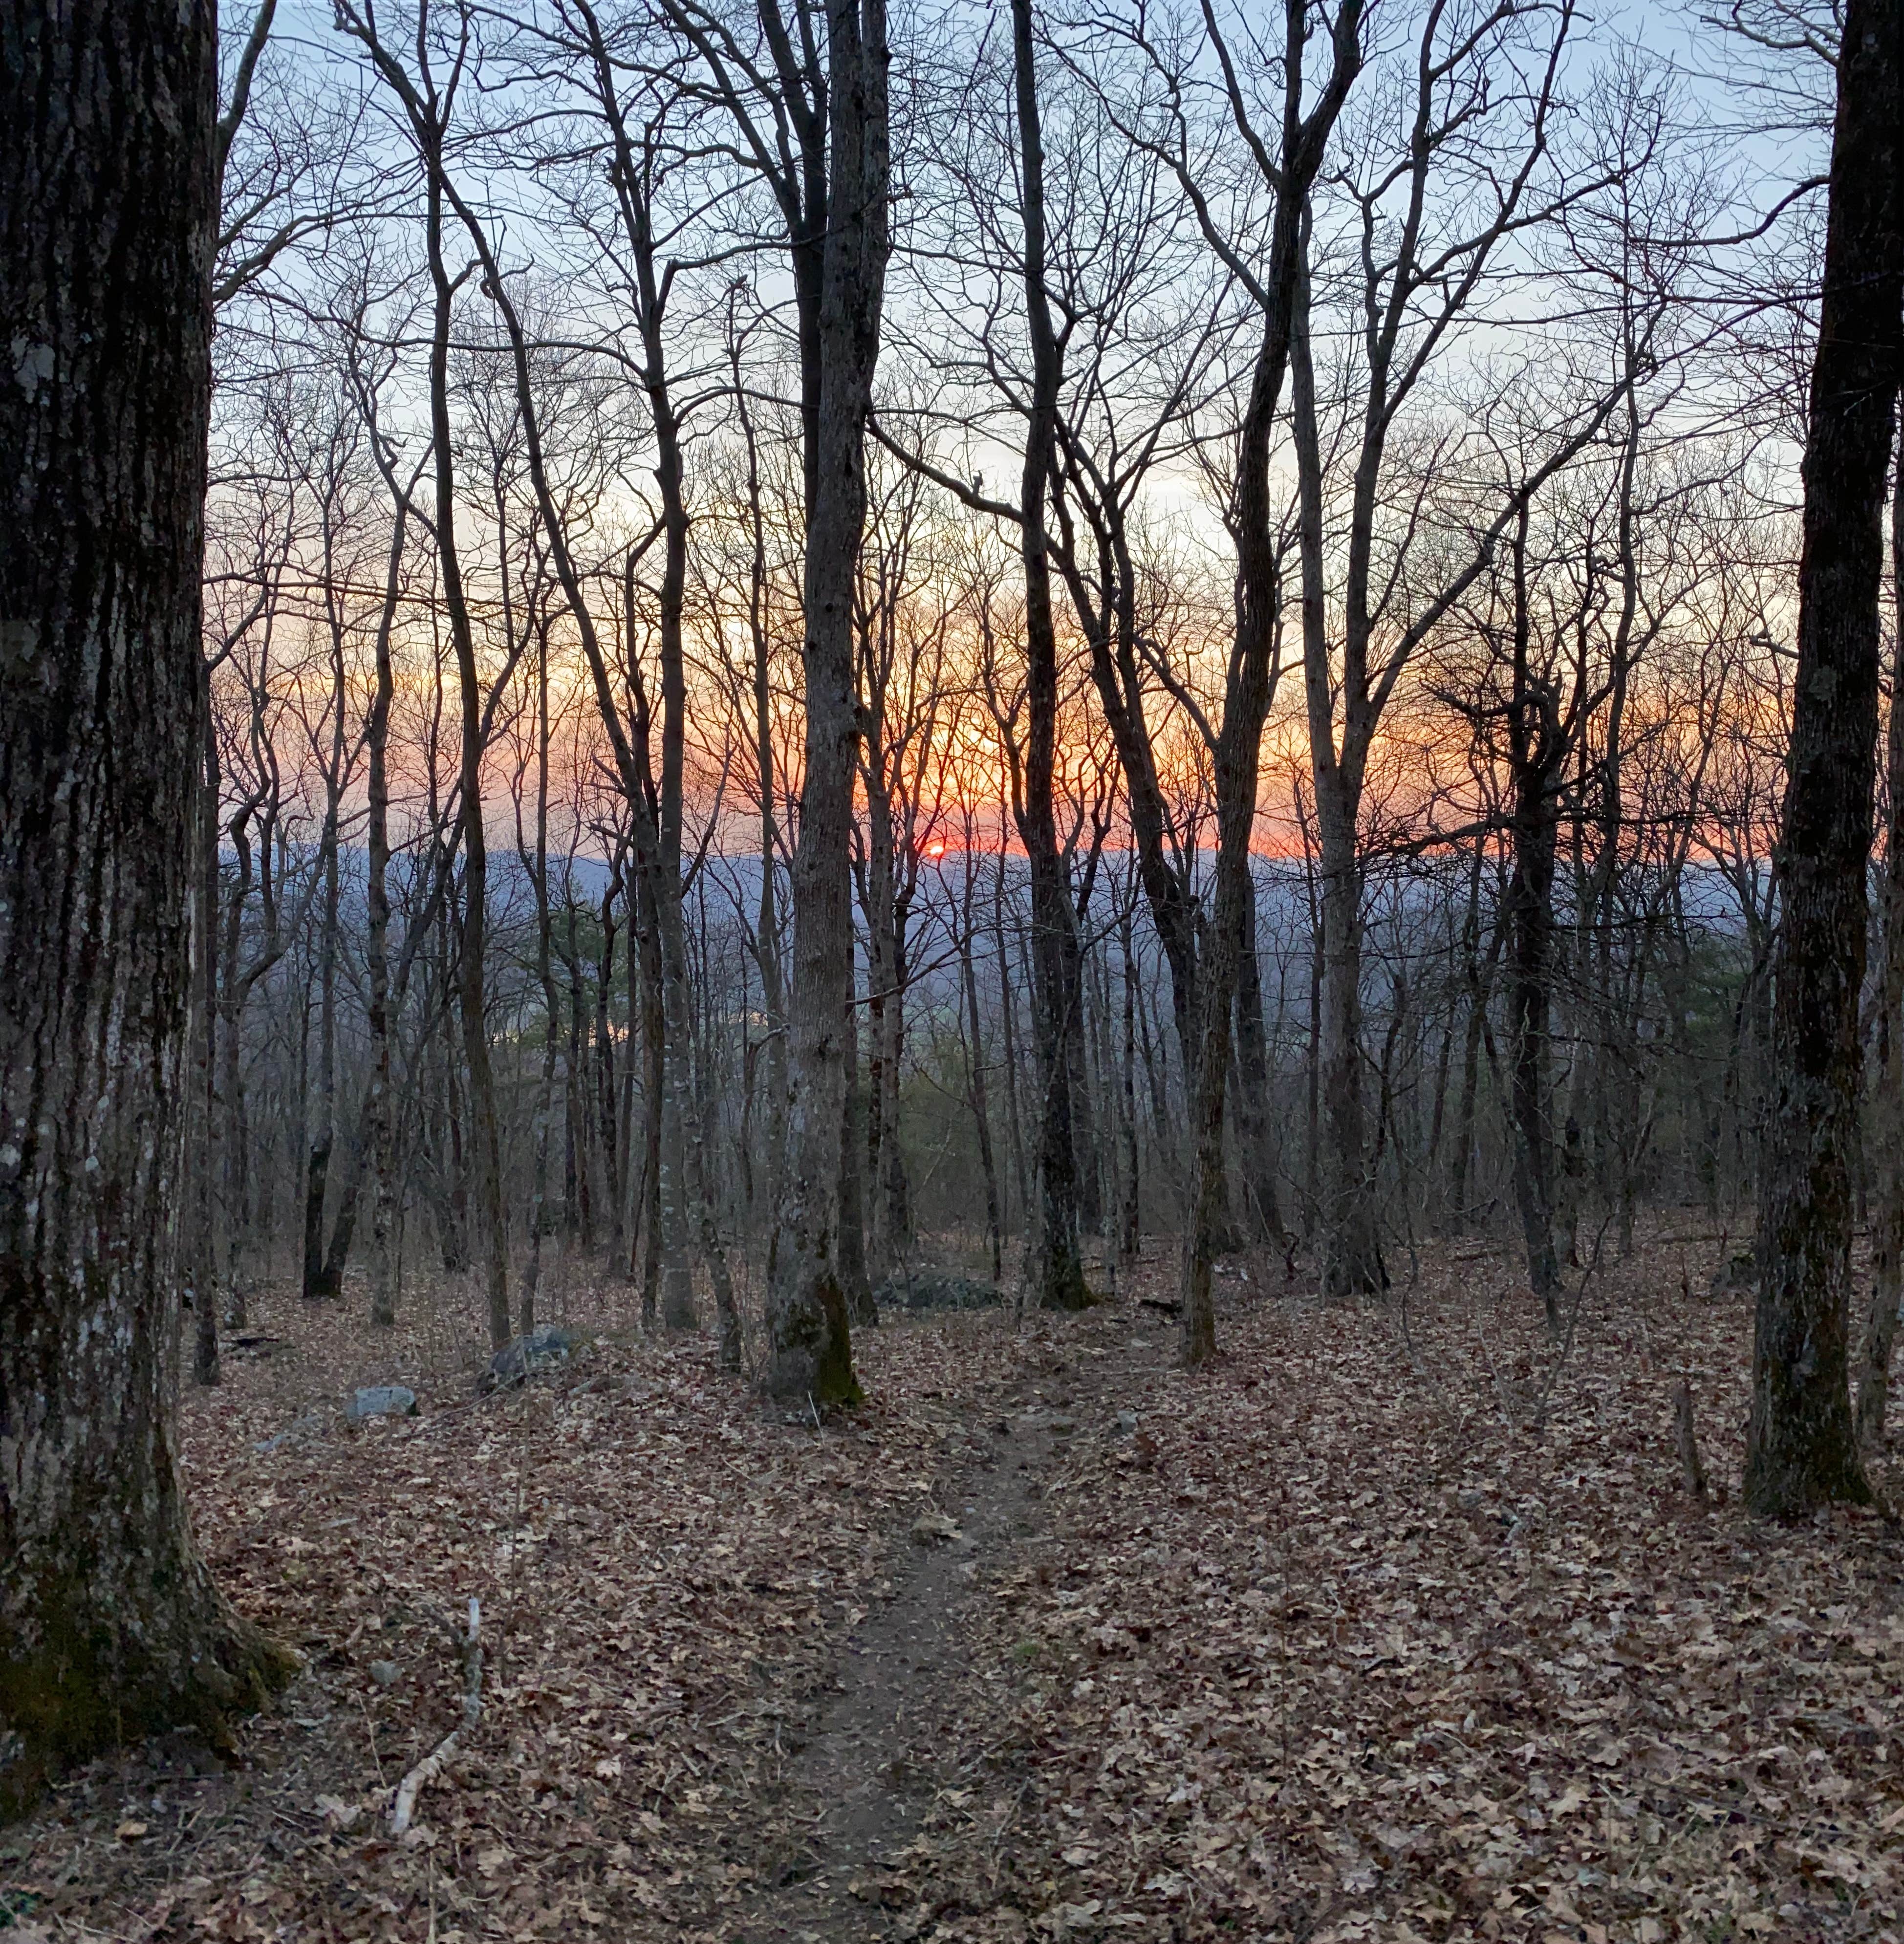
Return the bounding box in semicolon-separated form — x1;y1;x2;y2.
1857;443;1904;1441
0;0;292;1811
1746;0;1900;1516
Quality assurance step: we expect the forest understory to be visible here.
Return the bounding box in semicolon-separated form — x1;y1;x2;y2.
5;1227;1904;1944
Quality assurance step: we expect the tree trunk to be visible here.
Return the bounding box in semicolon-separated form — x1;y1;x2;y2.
839;984;877;1326
1502;510;1565;1326
1295;244;1384;1297
1119;904;1143;1261
596;866;624;1260
301;801;341;1301
1746;0;1899;1516
760;0;889;1403
0;0;291;1810
193;672;222;1385
995;849;1030;1229
637;875;664;1332
1233;868;1286;1245
1857;441;1904;1441
1011;0;1088;1313
1315;794;1383;1295
366;497;403;1327
961;847;1005;1282
417;149;510;1350
524;627;558;1337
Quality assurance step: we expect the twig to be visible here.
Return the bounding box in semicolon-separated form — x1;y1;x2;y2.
390;1598;481;1836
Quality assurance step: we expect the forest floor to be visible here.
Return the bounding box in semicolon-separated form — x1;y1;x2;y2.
7;1224;1904;1944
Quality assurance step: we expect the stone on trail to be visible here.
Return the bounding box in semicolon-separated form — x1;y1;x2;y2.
345;1384;417;1424
485;1325;576;1390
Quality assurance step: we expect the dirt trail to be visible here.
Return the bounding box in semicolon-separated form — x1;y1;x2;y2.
737;1303;1171;1941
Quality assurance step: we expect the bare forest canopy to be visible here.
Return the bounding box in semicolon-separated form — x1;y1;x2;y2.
15;0;1904;1930
200;0;1833;1353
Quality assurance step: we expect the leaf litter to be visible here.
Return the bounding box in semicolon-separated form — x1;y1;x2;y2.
2;1230;1902;1944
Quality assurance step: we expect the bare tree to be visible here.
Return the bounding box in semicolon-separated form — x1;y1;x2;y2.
1747;0;1900;1516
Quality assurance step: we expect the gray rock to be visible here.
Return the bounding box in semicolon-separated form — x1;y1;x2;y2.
345;1385;417;1424
368;1660;400;1688
1711;1248;1757;1293
486;1325;576;1390
871;1270;1002;1314
1116;1409;1140;1434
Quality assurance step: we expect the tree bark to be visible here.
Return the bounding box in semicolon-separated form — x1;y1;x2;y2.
192;671;222;1385
301;695;344;1303
365;494;405;1328
760;0;890;1401
1501;509;1566;1325
1011;0;1089;1313
1857;430;1904;1440
0;0;292;1811
1183;26;1364;1356
414;145;511;1350
1233;869;1286;1245
1746;0;1900;1516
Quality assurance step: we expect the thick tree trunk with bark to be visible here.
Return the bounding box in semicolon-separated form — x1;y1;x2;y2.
1858;454;1904;1441
0;0;292;1812
1746;0;1900;1516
